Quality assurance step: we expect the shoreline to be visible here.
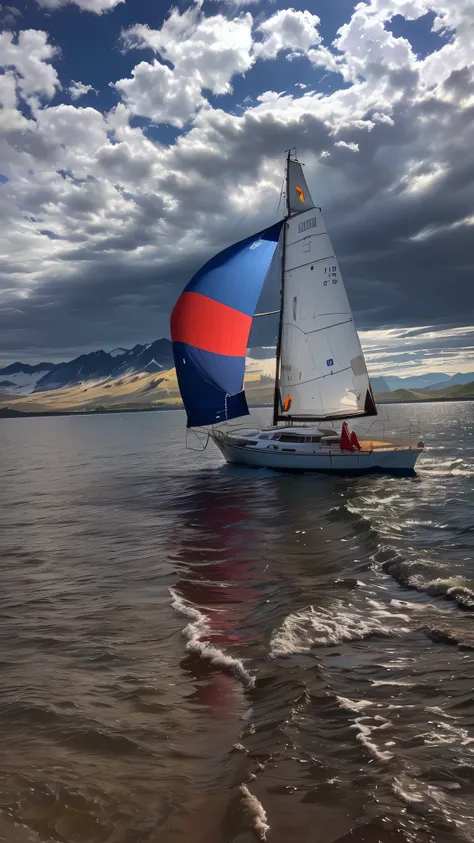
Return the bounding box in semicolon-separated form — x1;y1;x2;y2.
1;396;474;420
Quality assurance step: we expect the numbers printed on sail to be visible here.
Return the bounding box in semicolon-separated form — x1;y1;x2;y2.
298;216;317;234
324;265;338;286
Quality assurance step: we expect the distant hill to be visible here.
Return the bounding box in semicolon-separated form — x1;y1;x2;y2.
0;360;275;415
376;381;474;403
420;372;474;392
1;340;473;414
370;376;391;393
385;373;451;391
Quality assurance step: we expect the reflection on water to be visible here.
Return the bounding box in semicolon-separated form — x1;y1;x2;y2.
1;405;474;842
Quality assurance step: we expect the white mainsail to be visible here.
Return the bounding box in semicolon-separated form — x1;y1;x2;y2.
277;161;375;421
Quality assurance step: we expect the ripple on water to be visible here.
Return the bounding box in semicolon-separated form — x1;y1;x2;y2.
1;406;474;842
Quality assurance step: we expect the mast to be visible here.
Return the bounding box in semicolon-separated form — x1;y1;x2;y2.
275;155;377;423
272;150;292;426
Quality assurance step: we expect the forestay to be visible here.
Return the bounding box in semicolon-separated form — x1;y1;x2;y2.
171;221;283;428
278;163;376;421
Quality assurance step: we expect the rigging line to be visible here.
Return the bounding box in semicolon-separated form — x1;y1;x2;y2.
284;366;352;388
288;231;332;247
185;428;210;451
275;175;285;216
285;255;336;273
290;206;322;220
281;318;353;336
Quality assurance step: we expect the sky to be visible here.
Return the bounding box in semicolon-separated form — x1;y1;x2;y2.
0;0;473;375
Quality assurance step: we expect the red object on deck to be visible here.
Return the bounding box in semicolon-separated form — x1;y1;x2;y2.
340;421;354;452
350;431;361;451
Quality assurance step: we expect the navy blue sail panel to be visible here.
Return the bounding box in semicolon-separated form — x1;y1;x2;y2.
171;221;283;428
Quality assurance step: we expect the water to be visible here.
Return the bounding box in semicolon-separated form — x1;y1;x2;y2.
0;403;473;843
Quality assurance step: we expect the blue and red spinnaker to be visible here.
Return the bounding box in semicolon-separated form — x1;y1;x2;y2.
170;221;283;428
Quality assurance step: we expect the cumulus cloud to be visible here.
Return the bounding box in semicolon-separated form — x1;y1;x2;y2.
0;2;473;365
254;9;322;59
0;29;60;99
115;7;254;125
113;61;205;127
121;9;254;94
68;80;97;100
35;0;124;13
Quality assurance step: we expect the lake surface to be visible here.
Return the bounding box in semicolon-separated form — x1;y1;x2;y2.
1;404;473;843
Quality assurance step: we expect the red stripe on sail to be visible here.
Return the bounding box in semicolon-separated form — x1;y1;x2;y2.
170;292;252;357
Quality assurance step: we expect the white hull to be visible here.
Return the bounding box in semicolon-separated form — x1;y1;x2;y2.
212;430;422;475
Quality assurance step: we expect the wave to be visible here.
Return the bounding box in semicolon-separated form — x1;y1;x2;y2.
335;697;394;763
392;772;470;834
423;624;474;650
352;715;394;763
169;588;255;689
381;556;474;611
269;599;410;658
239;784;270;841
420;721;474;748
419;456;474;478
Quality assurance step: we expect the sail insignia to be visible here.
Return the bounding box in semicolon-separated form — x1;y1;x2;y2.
170;221;283;429
287;159;315;213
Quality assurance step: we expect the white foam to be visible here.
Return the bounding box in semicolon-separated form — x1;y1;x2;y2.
420;457;474;477
366;598;411;623
169;588;255;689
392;775;424;806
270;599;410;657
239;784;270;841
352;716;393;763
383;558;474;609
233;743;249;755
421;722;474;747
336;696;373;713
389;599;427;611
424;706;456;720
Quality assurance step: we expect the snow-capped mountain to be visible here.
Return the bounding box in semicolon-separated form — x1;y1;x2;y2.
3;340;473;398
0;362;57;394
0;340;174;394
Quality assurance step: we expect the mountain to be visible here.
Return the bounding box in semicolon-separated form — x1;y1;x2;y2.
416;372;474;393
376;381;474;403
449;372;474;386
1;340;473;413
384;373;451;391
0;340;174;395
0;355;276;415
0;361;57;394
370;376;390;393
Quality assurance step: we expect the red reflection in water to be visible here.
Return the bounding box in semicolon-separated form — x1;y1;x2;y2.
170;483;266;712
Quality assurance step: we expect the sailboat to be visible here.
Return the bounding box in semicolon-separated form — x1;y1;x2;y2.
170;152;424;474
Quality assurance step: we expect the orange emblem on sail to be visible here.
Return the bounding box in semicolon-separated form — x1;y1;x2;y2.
283;394;292;412
295;186;305;203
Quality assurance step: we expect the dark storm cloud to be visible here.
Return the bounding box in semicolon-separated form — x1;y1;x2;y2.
1;2;473;364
